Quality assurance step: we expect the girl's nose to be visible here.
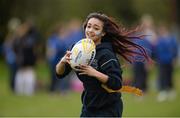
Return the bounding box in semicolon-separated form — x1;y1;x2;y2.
87;28;93;32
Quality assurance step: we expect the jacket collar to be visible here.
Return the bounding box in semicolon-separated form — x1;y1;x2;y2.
96;42;113;51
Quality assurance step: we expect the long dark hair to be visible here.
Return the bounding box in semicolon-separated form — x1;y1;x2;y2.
83;12;150;63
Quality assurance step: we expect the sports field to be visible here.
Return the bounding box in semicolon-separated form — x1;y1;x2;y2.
0;60;180;117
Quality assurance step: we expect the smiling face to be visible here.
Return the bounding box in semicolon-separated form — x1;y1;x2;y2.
85;18;105;45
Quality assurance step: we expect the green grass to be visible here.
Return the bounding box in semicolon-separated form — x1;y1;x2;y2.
0;60;180;117
0;92;81;117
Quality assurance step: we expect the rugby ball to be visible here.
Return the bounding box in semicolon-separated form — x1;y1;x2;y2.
70;38;96;69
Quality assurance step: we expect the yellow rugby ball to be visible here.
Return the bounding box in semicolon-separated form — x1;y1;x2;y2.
70;38;96;69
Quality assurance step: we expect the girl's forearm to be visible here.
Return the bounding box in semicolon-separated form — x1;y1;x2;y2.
94;71;109;83
56;61;66;75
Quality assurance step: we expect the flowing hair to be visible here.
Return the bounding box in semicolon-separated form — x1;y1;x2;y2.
83;12;150;63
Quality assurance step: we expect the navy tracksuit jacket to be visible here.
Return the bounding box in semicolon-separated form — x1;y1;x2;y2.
57;42;123;117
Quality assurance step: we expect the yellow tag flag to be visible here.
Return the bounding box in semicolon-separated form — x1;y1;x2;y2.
101;84;143;96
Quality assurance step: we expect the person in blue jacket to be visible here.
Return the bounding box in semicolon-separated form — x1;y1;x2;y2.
56;12;149;117
46;28;67;92
154;24;178;102
132;37;153;94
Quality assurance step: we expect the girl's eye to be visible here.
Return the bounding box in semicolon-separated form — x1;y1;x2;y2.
94;27;99;30
87;25;91;28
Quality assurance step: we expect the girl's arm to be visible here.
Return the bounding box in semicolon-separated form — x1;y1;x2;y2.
56;51;72;77
77;64;108;83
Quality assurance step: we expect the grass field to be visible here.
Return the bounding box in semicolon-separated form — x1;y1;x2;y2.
0;60;180;117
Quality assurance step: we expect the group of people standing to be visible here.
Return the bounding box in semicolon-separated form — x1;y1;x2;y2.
3;18;41;96
132;15;178;102
3;18;84;96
